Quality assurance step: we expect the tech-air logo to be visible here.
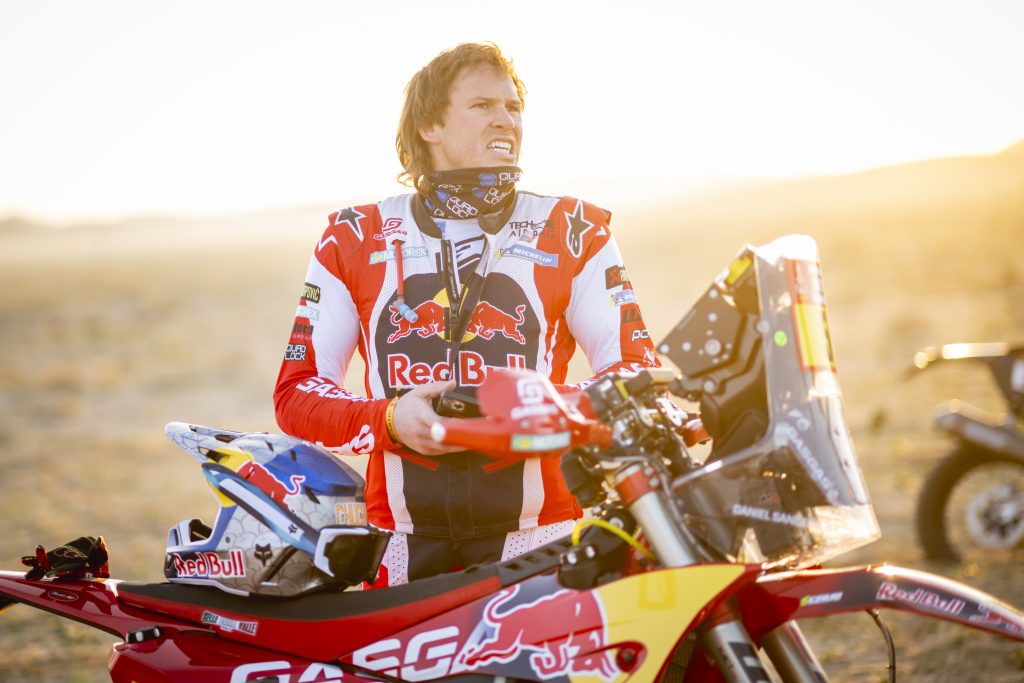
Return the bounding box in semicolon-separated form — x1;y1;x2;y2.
508;219;550;240
301;282;321;303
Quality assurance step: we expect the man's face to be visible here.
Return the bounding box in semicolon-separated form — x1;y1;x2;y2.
421;65;523;172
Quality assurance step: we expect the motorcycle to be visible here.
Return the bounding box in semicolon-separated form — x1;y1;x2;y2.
912;342;1024;562
2;235;1023;683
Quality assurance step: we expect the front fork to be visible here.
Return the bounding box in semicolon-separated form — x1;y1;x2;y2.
615;464;828;683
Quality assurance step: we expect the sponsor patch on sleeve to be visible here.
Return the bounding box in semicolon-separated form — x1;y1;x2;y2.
284;344;307;361
301;282;321;303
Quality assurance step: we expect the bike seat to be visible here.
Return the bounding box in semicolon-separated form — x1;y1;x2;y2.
118;537;572;660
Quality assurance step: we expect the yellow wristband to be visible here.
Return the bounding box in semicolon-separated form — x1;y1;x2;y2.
385;396;400;444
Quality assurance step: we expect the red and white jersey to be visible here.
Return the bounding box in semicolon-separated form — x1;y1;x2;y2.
274;191;660;538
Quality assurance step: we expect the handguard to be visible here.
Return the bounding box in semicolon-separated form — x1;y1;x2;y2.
431;369;609;466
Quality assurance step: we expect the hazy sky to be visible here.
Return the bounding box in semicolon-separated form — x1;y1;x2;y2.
2;1;1022;223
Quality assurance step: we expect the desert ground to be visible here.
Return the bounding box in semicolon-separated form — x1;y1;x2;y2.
1;144;1022;681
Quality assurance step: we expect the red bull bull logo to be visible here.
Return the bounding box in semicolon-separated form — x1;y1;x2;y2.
387;301;446;343
238;461;304;504
458;585;617;680
386;300;526;345
465;302;526;344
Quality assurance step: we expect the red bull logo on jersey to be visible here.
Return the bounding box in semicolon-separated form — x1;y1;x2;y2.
387;300;446;343
465;302;526;344
386;300;526;345
388;351;526;388
458;585;617;680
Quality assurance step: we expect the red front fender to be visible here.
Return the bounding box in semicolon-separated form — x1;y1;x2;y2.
737;564;1024;643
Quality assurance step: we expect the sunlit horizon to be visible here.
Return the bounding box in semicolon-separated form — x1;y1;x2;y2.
2;1;1023;225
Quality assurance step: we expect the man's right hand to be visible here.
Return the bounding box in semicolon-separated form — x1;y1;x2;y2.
392;380;464;456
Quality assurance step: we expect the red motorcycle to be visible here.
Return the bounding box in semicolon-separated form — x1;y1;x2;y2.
3;235;1022;682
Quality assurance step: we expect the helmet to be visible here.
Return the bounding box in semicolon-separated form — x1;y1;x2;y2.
163;422;389;597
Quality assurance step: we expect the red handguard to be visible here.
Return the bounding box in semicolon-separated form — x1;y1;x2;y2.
430;368;609;465
432;414;608;467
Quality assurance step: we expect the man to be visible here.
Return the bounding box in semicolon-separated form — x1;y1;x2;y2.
274;42;659;586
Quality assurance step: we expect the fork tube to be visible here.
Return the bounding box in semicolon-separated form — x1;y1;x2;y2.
613;464;699;566
614;464;830;683
615;465;767;683
701;616;774;682
761;622;829;683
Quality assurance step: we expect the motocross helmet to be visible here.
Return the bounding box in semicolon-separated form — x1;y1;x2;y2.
163;422;389;597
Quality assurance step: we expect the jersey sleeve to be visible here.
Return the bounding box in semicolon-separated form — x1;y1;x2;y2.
273;215;400;455
562;212;661;390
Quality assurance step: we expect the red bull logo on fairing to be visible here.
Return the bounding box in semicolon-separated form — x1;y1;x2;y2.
457;585;618;680
386;300;526;345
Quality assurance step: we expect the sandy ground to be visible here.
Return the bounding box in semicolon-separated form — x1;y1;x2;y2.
1;155;1022;680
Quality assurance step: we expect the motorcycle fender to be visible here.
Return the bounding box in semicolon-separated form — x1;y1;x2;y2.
0;570;208;640
934;406;1024;459
740;565;1024;642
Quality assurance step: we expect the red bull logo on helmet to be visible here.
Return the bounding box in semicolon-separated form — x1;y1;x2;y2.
171;550;246;578
237;461;304;504
457;585;618;680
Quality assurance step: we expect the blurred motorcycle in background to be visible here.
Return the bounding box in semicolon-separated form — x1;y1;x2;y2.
912;343;1024;561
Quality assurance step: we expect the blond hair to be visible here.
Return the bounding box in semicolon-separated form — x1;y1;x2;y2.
396;43;526;193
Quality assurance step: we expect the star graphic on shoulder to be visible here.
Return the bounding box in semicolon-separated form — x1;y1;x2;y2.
333;207;366;240
565;200;594;258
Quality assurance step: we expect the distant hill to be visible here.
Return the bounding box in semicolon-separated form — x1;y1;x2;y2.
620;139;1024;268
4;140;1021;268
645;139;1024;227
0;216;45;234
1000;137;1024;158
615;139;1024;347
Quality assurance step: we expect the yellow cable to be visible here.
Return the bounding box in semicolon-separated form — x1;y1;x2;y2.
571;518;655;560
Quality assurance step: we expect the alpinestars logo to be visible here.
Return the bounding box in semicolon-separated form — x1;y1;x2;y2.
565;200;594;258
